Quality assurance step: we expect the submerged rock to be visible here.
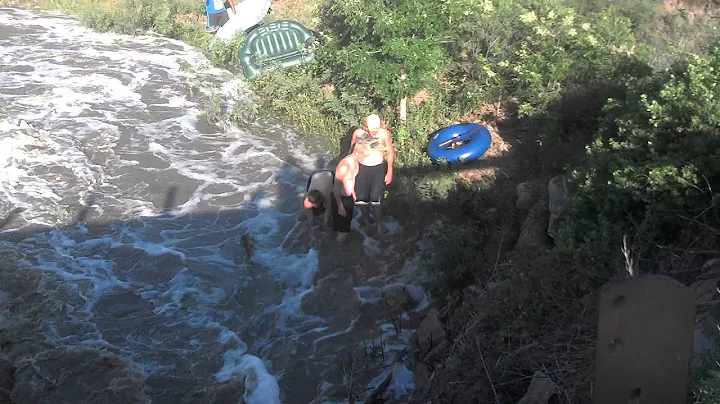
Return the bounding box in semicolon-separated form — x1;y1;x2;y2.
10;346;148;404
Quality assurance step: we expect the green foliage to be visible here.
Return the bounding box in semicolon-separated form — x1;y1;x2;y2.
450;0;648;118
561;45;720;271
316;0;451;105
206;33;245;68
248;67;351;155
428;224;483;298
83;0;194;36
693;361;720;404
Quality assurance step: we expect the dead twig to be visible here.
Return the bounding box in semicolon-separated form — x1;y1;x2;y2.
656;244;720;255
678;214;720;236
487;226;506;289
622;234;636;276
477;338;500;404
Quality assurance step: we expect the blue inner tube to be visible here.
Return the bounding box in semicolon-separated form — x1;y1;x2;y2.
427;123;492;164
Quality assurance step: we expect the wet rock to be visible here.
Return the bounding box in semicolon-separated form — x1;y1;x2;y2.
300;273;361;319
366;370;393;403
11;346;148;403
412;363;431;395
547;175;569;240
515;199;551;251
94;292;148;318
383;288;416;316
423;340;450;366
516;371;559;404
516;181;537;211
415;309;447;356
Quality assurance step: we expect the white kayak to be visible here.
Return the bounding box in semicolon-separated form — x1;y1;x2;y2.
215;0;272;41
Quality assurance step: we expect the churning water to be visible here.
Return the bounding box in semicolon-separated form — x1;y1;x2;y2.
0;7;434;403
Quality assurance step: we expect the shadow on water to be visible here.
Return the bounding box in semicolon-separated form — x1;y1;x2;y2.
0;129;551;404
0;149;463;403
0;74;612;404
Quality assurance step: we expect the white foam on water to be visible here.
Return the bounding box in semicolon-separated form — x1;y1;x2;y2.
367;364;416;400
216;350;281;404
0;7;429;403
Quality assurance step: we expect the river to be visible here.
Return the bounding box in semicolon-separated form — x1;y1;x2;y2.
0;7;436;404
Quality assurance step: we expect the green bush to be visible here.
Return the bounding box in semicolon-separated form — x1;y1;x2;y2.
448;0;648;118
248;67;351;154
693;358;720;404
316;0;452;107
561;44;720;272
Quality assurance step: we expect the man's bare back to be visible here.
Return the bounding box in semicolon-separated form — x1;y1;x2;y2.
331;143;370;242
335;156;359;196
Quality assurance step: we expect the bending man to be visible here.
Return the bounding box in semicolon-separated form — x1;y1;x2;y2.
350;114;395;235
302;169;334;229
332;143;370;243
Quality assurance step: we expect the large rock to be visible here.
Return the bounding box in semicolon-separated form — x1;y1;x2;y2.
593;275;695;404
515;199;551;251
10;346;148;403
299;272;361;320
516;371;558;404
415;309;447;356
547;175;569;240
516;182;537;211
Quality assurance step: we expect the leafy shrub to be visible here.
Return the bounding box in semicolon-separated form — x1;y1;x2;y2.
248;67;352;154
449;0;648;118
427;224;483;298
560;44;720;272
316;0;452;107
692;357;720;404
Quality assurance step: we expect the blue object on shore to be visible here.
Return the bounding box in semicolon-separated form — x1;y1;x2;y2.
427;123;492;164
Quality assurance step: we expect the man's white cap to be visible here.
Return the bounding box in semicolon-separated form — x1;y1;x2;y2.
366;114;381;130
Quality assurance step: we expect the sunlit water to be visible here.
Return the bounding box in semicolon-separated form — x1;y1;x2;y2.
0;7;437;404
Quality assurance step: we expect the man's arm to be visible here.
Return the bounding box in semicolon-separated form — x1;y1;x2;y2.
349;128;361;154
302;197;314;225
322;192;333;226
227;0;236;14
333;162;348;216
383;129;394;185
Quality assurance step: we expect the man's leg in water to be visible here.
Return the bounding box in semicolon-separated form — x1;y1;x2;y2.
360;205;371;227
355;164;372;227
373;204;384;235
369;163;387;235
333;196;353;243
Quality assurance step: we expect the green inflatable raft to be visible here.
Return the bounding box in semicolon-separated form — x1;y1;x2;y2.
239;20;316;80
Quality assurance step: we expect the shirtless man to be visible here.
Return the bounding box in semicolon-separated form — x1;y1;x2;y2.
302;170;334;229
332;143;370;243
349;114;395;235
